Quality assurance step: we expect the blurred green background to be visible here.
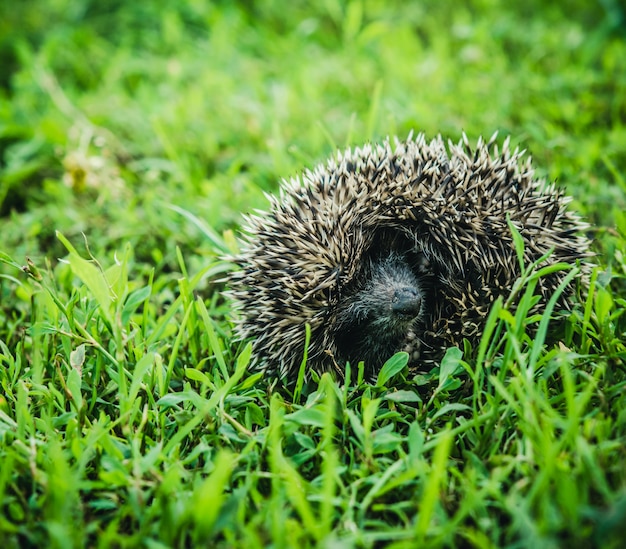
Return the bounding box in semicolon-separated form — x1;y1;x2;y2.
1;0;624;272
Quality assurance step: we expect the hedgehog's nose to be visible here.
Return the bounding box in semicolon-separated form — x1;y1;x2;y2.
392;287;422;318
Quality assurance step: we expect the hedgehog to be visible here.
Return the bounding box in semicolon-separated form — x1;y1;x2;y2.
228;132;590;383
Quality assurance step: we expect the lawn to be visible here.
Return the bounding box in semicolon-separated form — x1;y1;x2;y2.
1;1;625;547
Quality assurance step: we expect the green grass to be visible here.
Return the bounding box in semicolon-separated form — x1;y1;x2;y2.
1;0;626;547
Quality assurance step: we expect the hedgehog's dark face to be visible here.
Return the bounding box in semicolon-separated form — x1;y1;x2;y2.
332;252;425;373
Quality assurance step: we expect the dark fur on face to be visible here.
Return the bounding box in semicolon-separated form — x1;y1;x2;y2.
332;252;425;376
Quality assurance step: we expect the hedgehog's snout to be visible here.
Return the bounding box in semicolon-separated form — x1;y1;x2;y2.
391;287;422;319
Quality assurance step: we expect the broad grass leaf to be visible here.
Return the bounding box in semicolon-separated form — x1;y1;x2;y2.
416;429;453;538
346;409;365;445
157;391;206;409
376;351;409;387
197;296;229;379
408;421;424;461
69;344;86;371
235;341;253;373
68;344;85;410
57;231;113;324
67;367;82;411
191;450;234;537
235;371;264;390
430;402;472;422
122;285;152;326
293;431;316;450
438;347;463;389
384;390;422;403
595;286;613;323
185;367;213;387
507;215;526;272
285;408;326;428
128;352;156;405
372;429;403;453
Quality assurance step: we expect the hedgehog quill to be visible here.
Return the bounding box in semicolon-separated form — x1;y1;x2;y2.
228;133;591;383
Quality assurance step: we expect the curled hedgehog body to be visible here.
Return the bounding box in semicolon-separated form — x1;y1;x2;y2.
229;133;590;382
